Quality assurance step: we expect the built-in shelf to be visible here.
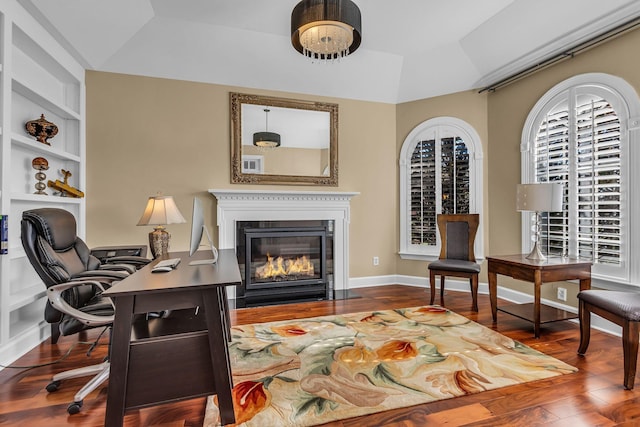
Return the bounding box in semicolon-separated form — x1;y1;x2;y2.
11;133;81;161
11;193;83;204
12;77;81;120
10;285;46;312
0;2;86;367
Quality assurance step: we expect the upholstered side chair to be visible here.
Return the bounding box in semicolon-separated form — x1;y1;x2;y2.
428;213;481;311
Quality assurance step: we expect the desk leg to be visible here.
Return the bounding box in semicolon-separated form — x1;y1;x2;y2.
220;286;232;342
105;295;134;427
488;269;498;322
533;270;542;338
203;288;235;425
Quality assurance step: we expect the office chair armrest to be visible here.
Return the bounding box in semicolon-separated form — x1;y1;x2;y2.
99;263;137;274
75;270;129;280
47;280;114;327
104;255;150;267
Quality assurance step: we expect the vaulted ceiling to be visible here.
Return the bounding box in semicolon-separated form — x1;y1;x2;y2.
19;0;640;103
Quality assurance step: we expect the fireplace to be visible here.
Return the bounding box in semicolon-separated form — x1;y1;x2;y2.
209;189;359;302
236;220;334;306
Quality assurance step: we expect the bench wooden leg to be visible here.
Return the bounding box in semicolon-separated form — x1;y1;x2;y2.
622;320;640;390
577;300;591;355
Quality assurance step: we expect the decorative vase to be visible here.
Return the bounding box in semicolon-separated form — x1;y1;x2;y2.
25;114;58;145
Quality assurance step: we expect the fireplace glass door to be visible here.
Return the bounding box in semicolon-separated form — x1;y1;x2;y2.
245;228;326;291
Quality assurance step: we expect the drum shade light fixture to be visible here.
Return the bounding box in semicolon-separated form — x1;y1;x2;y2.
291;0;362;62
253;108;281;148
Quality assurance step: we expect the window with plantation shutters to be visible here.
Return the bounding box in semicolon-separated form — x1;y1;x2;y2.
534;96;622;265
523;73;640;284
400;117;483;260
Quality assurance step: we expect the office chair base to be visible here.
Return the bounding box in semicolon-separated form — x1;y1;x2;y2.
46;360;110;414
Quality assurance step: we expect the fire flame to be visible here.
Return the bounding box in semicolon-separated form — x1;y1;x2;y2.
255;254;315;279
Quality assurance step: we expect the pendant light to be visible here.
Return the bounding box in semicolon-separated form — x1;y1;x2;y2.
253;108;281;148
291;0;362;62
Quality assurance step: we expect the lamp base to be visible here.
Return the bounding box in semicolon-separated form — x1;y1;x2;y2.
149;226;170;259
525;241;546;261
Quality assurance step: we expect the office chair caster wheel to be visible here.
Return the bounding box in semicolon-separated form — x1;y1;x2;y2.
46;380;61;392
67;401;83;415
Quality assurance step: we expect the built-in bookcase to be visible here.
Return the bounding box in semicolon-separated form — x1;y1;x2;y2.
0;2;85;366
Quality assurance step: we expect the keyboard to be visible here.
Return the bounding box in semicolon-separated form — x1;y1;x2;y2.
154;258;181;269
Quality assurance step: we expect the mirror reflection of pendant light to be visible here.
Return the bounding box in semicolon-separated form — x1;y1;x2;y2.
253;108;281;148
291;0;362;62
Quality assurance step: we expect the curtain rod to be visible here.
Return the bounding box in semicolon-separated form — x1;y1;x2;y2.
478;17;640;93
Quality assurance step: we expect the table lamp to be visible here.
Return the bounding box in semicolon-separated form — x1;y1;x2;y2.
137;195;186;258
516;183;564;261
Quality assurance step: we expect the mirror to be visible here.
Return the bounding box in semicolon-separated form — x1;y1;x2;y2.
230;92;338;186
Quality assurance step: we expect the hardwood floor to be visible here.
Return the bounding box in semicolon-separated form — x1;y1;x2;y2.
0;285;638;426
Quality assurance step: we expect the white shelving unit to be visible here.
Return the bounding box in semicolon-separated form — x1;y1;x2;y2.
0;2;85;366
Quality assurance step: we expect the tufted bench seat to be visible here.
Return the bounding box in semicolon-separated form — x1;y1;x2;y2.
577;290;640;389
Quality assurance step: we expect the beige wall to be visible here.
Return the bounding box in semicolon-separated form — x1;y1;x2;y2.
86;26;640;302
85;72;397;278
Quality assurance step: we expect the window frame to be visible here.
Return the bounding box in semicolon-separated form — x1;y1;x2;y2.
399;116;484;261
521;73;640;286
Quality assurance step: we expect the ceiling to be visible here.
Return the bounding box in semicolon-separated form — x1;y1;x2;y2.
19;0;640;104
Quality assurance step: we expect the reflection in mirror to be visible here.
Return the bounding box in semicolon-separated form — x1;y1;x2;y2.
231;92;338;186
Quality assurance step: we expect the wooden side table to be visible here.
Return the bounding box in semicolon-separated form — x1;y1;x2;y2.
488;254;591;338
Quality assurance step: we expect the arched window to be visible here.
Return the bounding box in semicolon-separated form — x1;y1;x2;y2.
399;117;483;260
522;73;640;284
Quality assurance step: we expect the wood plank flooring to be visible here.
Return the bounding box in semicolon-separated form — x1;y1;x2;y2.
0;285;638;426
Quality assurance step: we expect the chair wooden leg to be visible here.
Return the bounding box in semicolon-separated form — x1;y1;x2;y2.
440;276;446;306
622;320;640;390
429;270;436;305
470;275;478;312
577;300;591;355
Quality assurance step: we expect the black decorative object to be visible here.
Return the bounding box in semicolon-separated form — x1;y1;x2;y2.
25;114;58;145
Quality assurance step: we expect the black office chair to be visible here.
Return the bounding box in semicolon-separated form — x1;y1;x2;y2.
428;214;481;311
21;208;149;414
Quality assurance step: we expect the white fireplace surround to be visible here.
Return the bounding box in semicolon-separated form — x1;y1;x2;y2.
209;189;359;299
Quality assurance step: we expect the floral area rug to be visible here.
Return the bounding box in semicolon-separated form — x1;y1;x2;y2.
203;306;577;426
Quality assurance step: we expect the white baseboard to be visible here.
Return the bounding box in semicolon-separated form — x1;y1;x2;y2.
349;274;623;338
0;321;49;371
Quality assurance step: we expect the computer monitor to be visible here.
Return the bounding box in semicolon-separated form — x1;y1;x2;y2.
188;197;218;265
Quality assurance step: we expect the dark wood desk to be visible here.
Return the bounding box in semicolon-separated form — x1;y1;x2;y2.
103;249;241;427
488;254;591;338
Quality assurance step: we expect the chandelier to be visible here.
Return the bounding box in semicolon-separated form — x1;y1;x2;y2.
291;0;362;62
253;108;281;148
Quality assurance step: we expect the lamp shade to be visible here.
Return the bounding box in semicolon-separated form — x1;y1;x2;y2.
137;196;186;226
291;0;362;61
516;183;563;212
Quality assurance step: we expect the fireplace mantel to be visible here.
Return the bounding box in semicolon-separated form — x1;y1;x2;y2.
209;189;359;296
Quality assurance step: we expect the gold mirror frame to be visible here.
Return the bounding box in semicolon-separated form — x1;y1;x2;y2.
230;92;338;186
